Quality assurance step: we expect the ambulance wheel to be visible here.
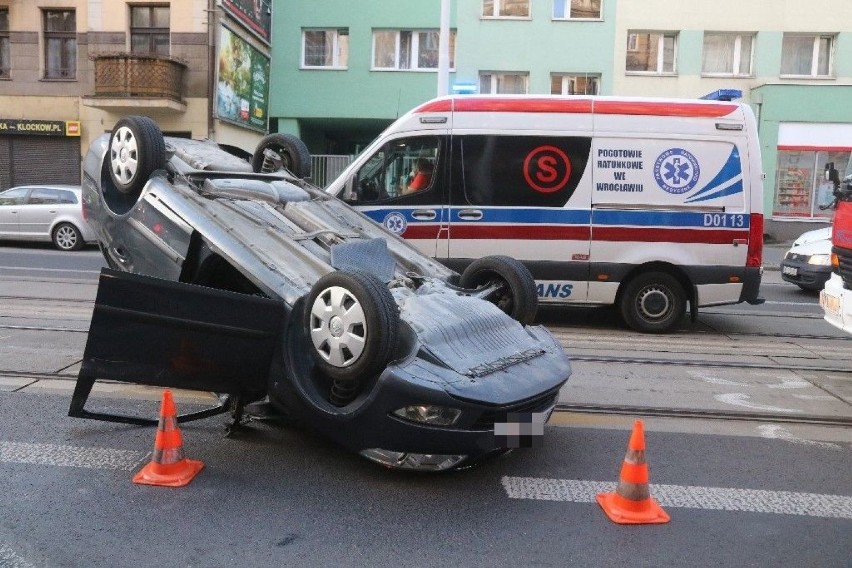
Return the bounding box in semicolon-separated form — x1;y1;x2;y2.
459;255;538;326
251;133;312;179
305;270;399;401
619;272;686;333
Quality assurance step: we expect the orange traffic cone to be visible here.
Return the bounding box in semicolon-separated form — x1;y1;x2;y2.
133;389;204;487
596;419;670;524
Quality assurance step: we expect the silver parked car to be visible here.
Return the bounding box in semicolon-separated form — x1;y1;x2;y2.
0;184;95;251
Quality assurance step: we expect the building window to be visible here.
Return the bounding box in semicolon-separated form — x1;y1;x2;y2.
550;73;600;95
625;31;677;74
479;72;528;94
774;150;849;218
0;8;9;78
303;29;349;68
553;0;602;19
702;33;753;76
372;30;456;71
130;5;170;56
482;0;530;18
43;9;76;79
781;34;833;77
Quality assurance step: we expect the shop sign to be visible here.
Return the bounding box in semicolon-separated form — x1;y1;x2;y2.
0;119;80;136
221;0;271;44
215;26;270;133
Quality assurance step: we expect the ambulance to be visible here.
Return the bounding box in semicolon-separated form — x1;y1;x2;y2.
326;95;765;333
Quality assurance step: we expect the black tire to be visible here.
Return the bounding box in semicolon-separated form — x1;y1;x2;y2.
107;116;166;196
459;255;538;325
304;270;399;387
251;133;312;179
619;271;686;333
52;222;83;251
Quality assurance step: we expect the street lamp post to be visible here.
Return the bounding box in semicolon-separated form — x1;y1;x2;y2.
437;0;450;97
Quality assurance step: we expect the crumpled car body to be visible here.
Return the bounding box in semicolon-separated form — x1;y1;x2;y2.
70;117;572;471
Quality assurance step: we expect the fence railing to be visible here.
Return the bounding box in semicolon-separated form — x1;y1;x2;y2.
310;154;353;188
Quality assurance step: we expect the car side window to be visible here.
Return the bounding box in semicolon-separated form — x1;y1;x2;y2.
28;188;61;205
450;135;591;207
57;190;77;204
0;188;29;206
350;136;440;204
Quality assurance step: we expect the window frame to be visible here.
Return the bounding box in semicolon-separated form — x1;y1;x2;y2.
550;73;600;95
371;29;456;72
624;31;678;76
0;7;9;79
302;28;349;69
701;32;755;78
43;9;77;80
479;71;529;94
780;33;835;78
482;0;531;19
129;4;171;56
552;0;603;21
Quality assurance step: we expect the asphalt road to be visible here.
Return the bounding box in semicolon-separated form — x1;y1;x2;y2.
0;243;850;567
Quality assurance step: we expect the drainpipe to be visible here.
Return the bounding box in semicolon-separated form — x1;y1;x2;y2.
206;0;217;139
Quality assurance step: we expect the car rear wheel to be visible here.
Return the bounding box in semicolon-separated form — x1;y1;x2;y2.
108;116;166;197
619;271;686;333
305;270;399;405
459;255;538;325
251;133;312;179
52;223;83;251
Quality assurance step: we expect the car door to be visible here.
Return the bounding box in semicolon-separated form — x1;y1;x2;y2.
17;187;61;238
342;134;450;258
0;187;29;237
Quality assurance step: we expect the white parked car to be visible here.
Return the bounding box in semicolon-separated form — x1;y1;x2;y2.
0;184;95;251
780;227;833;291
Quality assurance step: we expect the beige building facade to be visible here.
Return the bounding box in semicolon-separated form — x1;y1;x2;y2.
0;0;270;190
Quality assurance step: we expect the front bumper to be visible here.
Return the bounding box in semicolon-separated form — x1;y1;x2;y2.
780;259;832;290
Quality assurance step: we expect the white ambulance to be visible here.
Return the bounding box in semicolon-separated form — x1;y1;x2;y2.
327;95;765;333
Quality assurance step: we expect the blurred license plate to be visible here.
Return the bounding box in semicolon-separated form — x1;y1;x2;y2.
782;266;798;276
820;290;840;315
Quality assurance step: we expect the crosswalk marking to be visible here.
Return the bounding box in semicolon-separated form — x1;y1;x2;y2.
0;442;146;471
502;476;852;519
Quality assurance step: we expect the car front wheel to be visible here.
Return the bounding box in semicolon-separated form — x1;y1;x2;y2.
305;270;399;405
52;223;83;251
459;255;538;325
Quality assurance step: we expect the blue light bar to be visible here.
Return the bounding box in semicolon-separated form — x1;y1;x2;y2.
700;89;743;102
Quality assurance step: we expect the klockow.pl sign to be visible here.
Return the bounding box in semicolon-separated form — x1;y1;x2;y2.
0;119;80;136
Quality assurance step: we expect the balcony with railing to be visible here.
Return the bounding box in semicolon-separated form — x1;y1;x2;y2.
82;53;187;112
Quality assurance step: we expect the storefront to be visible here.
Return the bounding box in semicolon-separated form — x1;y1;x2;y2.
0;118;82;191
752;84;852;242
774;123;852;220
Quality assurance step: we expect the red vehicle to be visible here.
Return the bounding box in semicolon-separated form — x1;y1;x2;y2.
819;161;852;332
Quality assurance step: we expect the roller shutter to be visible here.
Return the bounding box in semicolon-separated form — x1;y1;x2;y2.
0;135;81;190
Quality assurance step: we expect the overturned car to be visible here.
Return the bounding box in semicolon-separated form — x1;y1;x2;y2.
69;116;572;471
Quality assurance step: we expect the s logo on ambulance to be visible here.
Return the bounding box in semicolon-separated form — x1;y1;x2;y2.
383;212;407;234
654;148;700;195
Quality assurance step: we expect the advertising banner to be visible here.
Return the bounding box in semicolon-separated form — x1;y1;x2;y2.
221;0;271;43
215;26;270;132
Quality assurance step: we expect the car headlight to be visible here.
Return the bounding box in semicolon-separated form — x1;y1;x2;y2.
392;405;462;426
808;254;832;266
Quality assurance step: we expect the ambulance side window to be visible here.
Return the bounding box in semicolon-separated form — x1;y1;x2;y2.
350;136;441;204
450;135;591;207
